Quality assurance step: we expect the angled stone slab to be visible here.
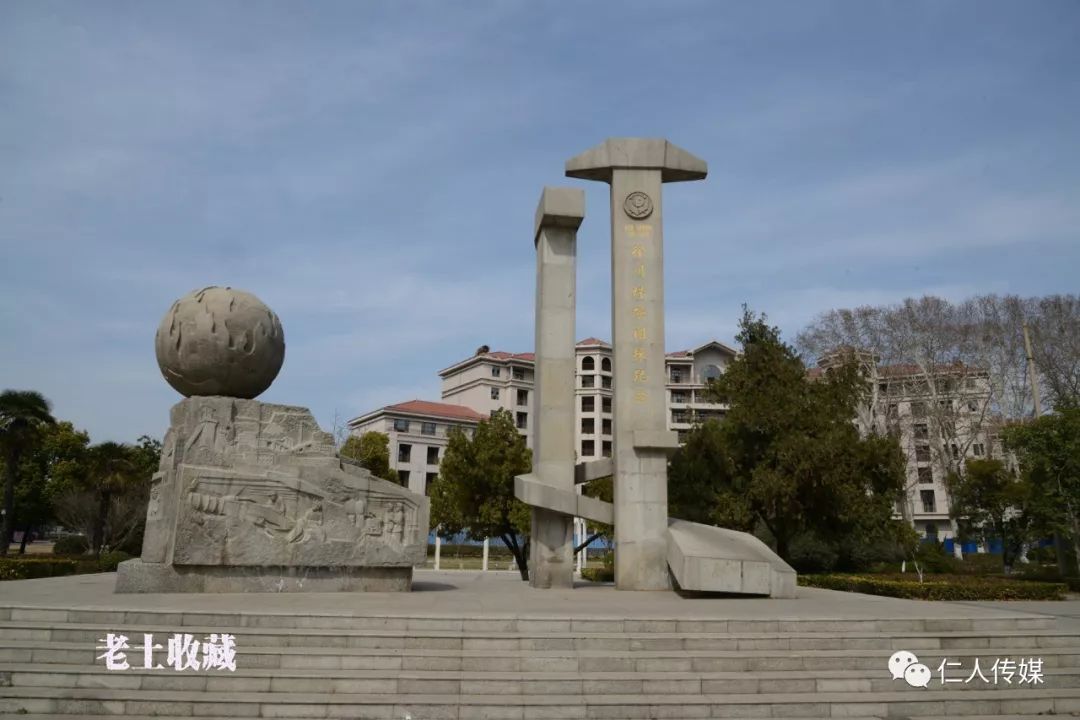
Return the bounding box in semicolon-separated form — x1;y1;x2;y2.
667;519;797;598
574;458;612;485
515;474;613;525
566;138;708;183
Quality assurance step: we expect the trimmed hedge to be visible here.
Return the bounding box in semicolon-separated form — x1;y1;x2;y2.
0;551;135;580
0;558;79;581
799;572;1067;601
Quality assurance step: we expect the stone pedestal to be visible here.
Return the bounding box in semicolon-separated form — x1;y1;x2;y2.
115;396;429;593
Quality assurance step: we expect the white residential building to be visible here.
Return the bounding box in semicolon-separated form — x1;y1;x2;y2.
814;348;1002;546
347;400;484;497
438;339;737;459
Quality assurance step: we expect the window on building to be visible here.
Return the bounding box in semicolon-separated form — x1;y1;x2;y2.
581;439;595;457
490;387;500;400
670;367;684;383
602;441;612;457
911;402;927;418
973;443;985;457
671;391;688;404
915;445;931;462
601;376;611;389
516;412;528;429
581;418;595;435
393;419;410;433
602;396;611;413
582;356;595;372
920;490;936;513
672;410;689;424
677;431;688;444
421;422;436;436
491;367;500;378
918;466;933;484
426;446;439;465
425;473;437;494
879;382;888;394
581;395;595;412
517;389;528;406
601;357;612;372
582;375;595;388
399;470;410;487
925;522;938;541
512;367;525;381
914;423;929;440
702;364;722;382
601;418;611;435
397;443;411;463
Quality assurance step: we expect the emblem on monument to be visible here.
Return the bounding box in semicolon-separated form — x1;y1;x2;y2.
623;191;653;219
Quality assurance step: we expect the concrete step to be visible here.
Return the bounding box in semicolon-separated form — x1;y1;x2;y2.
4;639;1079;672
0;606;1057;634
2;620;1075;652
0;685;1075;718
2;662;1076;693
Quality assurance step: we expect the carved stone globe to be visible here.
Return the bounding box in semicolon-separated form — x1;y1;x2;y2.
155;286;285;399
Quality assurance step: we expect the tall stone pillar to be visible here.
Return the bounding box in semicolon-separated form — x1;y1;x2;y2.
529;187;585;588
566;139;707;590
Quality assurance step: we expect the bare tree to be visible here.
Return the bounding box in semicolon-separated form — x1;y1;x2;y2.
1029;295;1080;409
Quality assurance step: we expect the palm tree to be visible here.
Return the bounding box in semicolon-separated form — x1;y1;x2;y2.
0;390;56;556
86;442;138;557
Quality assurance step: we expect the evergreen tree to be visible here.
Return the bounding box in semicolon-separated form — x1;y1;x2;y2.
429;409;532;579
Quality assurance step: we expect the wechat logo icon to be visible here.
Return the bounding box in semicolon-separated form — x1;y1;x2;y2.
889;650;932;688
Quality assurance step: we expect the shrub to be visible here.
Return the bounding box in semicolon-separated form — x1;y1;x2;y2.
581;567;614;583
52;535;88;556
98;550;133;572
912;542;962;574
799;572;1066;601
0;558;79;581
788;533;838;573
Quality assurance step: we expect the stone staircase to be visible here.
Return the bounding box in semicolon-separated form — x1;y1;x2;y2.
1;605;1077;719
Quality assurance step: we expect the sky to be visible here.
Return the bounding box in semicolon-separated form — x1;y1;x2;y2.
2;0;1078;444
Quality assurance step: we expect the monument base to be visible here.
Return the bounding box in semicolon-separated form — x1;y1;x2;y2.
667;519;797;598
114;558;413;593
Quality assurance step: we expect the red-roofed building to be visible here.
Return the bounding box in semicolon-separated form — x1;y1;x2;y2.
348;399;485;496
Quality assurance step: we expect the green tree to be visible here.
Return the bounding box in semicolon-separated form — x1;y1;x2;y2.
947;458;1038;572
1004;408;1080;574
689;309;905;561
5;421;90;553
0;390;56;555
341;432;400;484
668;419;726;525
429;409;532;580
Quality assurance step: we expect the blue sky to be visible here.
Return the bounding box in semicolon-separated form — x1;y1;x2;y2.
2;1;1078;444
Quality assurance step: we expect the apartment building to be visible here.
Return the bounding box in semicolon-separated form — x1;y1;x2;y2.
347;400;484;497
815;348;1001;546
439;339;737;460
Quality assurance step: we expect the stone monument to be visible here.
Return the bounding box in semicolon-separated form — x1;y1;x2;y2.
517;139;796;597
115;286;429;593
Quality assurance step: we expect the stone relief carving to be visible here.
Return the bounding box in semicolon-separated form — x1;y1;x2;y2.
623;191;653;219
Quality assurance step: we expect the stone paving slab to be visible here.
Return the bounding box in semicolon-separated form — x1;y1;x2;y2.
0;571;1060;623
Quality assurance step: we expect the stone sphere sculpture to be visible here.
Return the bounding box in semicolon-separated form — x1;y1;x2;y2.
155;286;285;399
